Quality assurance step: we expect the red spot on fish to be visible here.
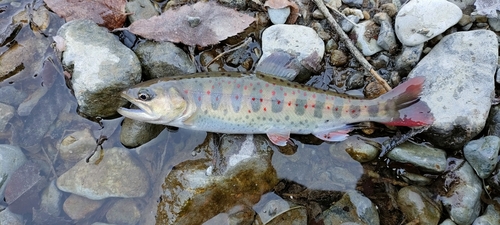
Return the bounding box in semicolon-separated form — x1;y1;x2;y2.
265;84;269;87
228;81;231;84
184;90;188;94
288;101;292;106
235;95;239;100
312;94;316;98
335;107;338;111
351;110;355;113
237;84;241;88
198;96;201;101
218;82;222;85
264;107;267;111
252;97;256;101
280;87;283;91
206;90;211;95
284;93;287;96
312;104;315;108
248;110;251;113
250;83;253;87
272;91;276;96
292;91;296;95
212;85;215;89
303;92;307;97
257;82;260;85
260;98;263;102
277;100;281;104
259;89;263;93
327;106;331;109
304;105;308;108
244;86;248;90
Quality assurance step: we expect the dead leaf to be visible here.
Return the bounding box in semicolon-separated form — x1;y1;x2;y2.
264;0;299;24
44;0;127;30
127;1;255;47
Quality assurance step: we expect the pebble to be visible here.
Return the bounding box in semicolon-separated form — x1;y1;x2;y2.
0;145;27;201
463;136;500;178
387;142;447;173
0;208;23;225
397;186;442;224
350;20;383;56
408;30;498;149
106;199;141;225
56;147;150;200
57;19;141;118
472;199;500;224
134;40;196;80
342;0;363;7
447;0;476;9
395;0;462;46
62;194;104;220
324;0;342;8
58;128;96;162
120;117;165;148
267;7;290;24
125;0;159;23
400;171;432;185
340;15;360;32
395;43;423;73
374;12;397;53
259;24;324;80
441;160;482;225
346;72;365;90
337;136;379;162
329;50;348;66
322;190;380;224
0;102;14;132
475;0;500;18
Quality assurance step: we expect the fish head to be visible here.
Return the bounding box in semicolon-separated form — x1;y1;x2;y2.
117;83;187;124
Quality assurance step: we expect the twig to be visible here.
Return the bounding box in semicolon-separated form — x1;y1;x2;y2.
204;37;252;71
313;0;392;91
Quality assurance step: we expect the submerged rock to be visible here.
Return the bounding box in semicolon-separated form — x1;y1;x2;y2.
397;186;442;224
408;30;498;149
387;142;447;173
463;136;500;179
322;190;380;225
0;145;27;201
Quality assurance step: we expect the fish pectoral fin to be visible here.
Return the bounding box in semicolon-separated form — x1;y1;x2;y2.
312;126;352;142
266;129;291;146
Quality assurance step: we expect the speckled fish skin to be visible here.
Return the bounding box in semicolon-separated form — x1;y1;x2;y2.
117;72;433;146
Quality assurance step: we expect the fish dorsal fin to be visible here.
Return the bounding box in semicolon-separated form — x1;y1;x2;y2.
255;51;302;80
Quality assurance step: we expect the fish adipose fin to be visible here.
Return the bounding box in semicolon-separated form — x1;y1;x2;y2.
378;77;434;127
266;129;291;146
312;126;352;142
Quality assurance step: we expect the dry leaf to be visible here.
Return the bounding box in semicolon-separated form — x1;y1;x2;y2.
127;1;255;47
44;0;127;30
264;0;299;23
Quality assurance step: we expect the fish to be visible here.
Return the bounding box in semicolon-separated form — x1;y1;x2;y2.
117;72;434;146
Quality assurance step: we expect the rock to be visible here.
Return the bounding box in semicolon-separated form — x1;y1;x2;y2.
58;128;96;162
268;7;290;24
106;199;141;225
265;206;307;225
120;118;166;148
0;103;14;132
134;41;196;80
258;198;290;223
126;0;159;23
62;194;104;220
395;0;462;46
57;19;141;118
447;0;476;10
324;0;342;8
0;145;27;201
487;105;500;136
322;190;380;225
0;208;23;225
408;30;498;149
397;186;442;224
259;24;324;80
151;135;278;225
441;160;482;225
394;43;423;74
0;86;27;106
464;136;500;178
342;8;364;19
342;0;363;7
350;20;383;56
40;180;64;217
475;0;500;18
440;219;458;225
346;72;365;90
57;147;150;200
472;199;500;224
387;142;447;173
329;50;348;66
340;15;360;32
374;13;397;53
380;3;398;17
337;136;379;163
489;15;500;32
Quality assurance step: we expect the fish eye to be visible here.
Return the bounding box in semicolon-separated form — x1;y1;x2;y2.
137;89;154;101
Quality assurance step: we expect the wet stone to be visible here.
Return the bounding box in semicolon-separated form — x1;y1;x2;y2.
134;40;196;80
258;198;290;223
400;172;432;186
441;160;482;225
58;128;96;162
0;144;27;201
397;186;442;224
408;30;498;149
387;142;447;173
120;117;165;148
106;199;141;225
62;194;104;220
40;180;64;217
322;190;380;225
463;136;500;179
56;147;150;200
0;103;14;132
472;198;500;224
337;136;379;163
57;19;141;118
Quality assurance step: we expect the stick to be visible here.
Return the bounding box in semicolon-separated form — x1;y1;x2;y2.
313;0;392;91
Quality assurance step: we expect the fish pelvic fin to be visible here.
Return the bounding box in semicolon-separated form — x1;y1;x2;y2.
378;77;434;127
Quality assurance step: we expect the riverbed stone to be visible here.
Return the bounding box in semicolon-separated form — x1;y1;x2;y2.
397;186;441;224
395;0;462;46
350;20;383;56
56;147;150;200
464;136;500;178
57;19;141;118
472;199;500;225
387;142;447;173
408;30;498;149
62;194;104;220
0;145;27;201
106;199;141;225
126;0;159;23
58;128;96;162
0;103;14;132
323;190;380;225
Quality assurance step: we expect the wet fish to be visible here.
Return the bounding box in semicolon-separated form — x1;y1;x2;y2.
117;72;433;146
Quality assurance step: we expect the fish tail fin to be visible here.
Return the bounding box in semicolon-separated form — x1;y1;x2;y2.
378;77;434;127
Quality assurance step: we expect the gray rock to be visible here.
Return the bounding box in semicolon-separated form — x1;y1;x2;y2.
58;128;96;162
472;199;500;224
350;20;383;56
120;118;165;148
464;136;500;178
397;186;442;225
58;19;141;118
323;190;380;225
267;7;290;25
342;0;364;7
395;44;423;74
0;86;27;106
374;13;397;53
40;180;64;217
395;0;462;46
259;24;324;80
487;105;500;136
0;145;27;200
0;102;14;132
408;30;498;149
62;194;104;220
340;15;360;32
441;161;482;225
106;199;141;225
440;219;458;225
447;0;476;9
0;208;23;225
57;147;150;200
387;142;447;173
488;15;500;32
126;0;159;23
134;41;196;80
346;72;365;90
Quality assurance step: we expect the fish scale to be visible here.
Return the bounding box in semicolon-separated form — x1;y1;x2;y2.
118;72;434;146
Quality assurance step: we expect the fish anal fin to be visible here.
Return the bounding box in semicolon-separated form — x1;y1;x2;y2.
266;130;290;146
313;126;352;142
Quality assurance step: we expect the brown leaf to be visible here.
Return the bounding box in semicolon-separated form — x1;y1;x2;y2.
127;1;255;47
44;0;127;30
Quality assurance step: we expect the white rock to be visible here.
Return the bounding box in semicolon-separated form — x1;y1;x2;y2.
395;0;462;46
268;7;290;24
351;20;383;56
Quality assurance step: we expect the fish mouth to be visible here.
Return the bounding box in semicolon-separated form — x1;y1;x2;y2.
117;91;161;122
